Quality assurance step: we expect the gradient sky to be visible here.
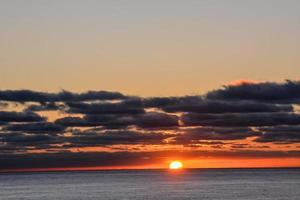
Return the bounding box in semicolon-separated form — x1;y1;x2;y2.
1;1;300;171
1;0;300;96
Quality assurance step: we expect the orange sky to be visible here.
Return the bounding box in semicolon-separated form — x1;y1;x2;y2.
1;1;300;96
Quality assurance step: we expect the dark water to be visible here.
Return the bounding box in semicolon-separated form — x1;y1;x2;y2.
1;168;300;200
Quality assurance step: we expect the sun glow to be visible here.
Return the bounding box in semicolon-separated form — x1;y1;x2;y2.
169;161;183;170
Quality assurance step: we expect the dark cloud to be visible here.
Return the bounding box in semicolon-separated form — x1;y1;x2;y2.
25;102;65;112
1;128;172;151
0;124;173;155
182;112;300;127
207;80;300;103
143;96;203;108
0;122;7;126
55;115;136;128
135;112;179;128
55;112;178;129
162;100;292;113
0;132;58;147
1;81;300;170
59;117;132;129
0;90;127;102
3;122;65;134
255;125;300;143
0;151;161;170
84;114;136;128
66;99;144;114
0;111;45;122
172;127;260;144
65;129;171;147
55;116;104;127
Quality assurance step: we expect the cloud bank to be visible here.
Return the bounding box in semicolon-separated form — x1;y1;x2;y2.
1;80;300;170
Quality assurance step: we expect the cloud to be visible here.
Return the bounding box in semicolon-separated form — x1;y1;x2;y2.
0;90;127;102
0;128;172;151
25;102;65;112
207;80;300;103
66;99;144;114
55;114;137;129
55;112;178;129
0;151;162;170
3;122;65;134
255;125;300;143
172;127;260;144
0;132;59;148
162;100;292;113
65;129;172;147
182;112;300;127
1;80;300;170
143;96;203;108
55;116;104;127
135;112;179;128
0;111;45;122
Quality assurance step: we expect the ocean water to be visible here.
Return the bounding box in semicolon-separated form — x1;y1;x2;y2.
0;168;300;200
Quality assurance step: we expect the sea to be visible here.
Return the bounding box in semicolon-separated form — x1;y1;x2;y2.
0;168;300;200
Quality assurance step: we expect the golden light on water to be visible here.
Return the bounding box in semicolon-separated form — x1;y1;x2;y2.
169;161;183;170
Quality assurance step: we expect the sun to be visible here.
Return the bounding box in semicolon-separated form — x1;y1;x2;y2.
169;161;183;170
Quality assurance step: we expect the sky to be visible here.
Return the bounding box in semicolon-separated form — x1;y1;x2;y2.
0;0;300;171
1;0;300;96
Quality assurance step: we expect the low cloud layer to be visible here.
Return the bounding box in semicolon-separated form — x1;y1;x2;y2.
1;80;300;170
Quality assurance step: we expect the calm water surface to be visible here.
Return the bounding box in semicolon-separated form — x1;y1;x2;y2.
0;168;300;200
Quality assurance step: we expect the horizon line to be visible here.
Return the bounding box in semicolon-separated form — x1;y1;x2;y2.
1;166;300;174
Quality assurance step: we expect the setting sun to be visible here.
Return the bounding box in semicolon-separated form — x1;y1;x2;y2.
169;161;183;170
